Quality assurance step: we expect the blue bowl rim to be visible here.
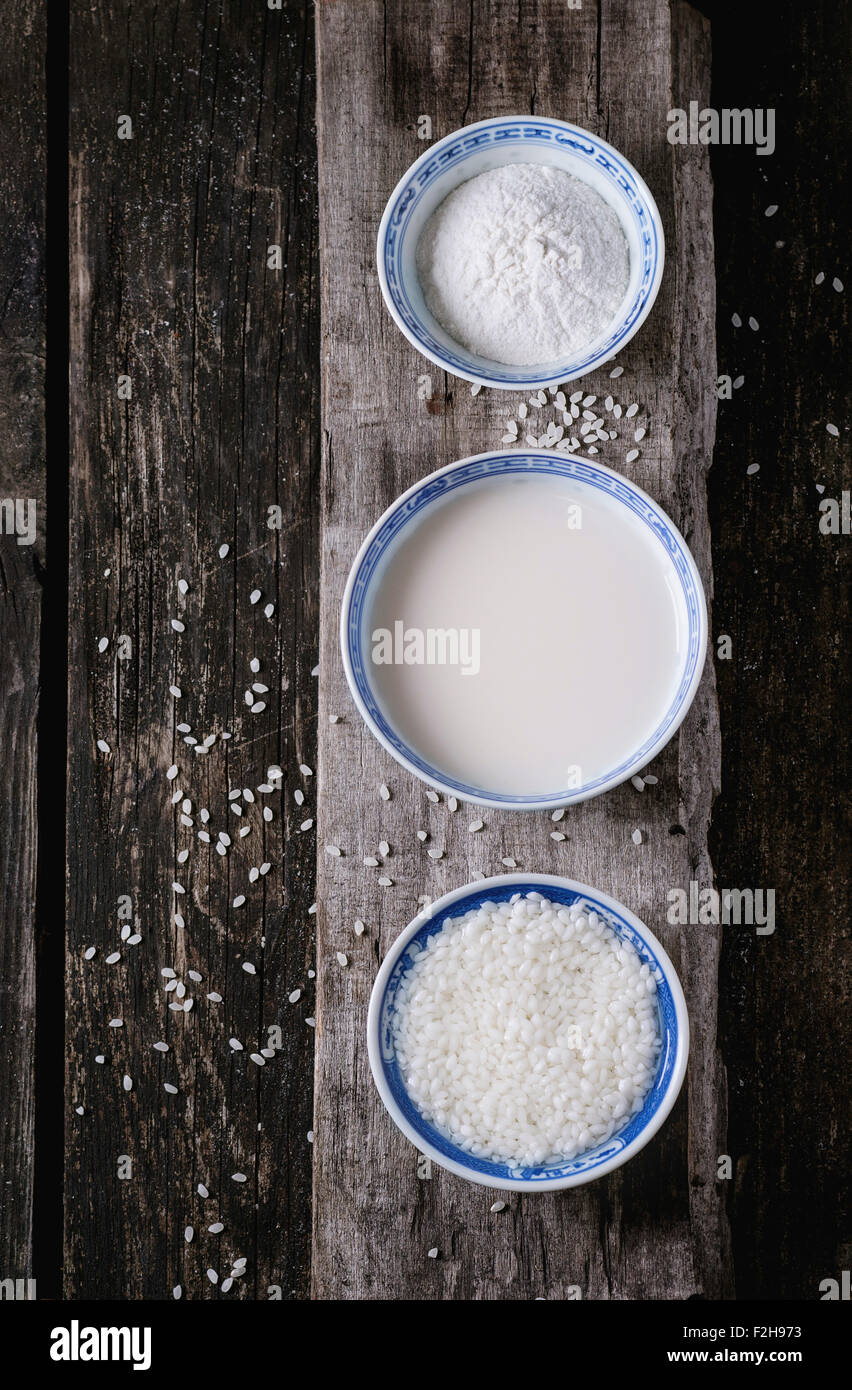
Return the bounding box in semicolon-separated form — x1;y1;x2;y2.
339;449;708;811
376;113;666;390
366;872;690;1192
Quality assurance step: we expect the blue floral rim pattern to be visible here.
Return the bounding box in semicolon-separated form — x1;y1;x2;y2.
344;452;705;805
381;117;662;385
377;882;681;1184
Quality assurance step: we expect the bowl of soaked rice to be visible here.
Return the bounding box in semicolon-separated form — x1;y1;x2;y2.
367;873;688;1191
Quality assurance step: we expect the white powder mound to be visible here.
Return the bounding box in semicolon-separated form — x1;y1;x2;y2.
416;163;630;366
392;892;661;1169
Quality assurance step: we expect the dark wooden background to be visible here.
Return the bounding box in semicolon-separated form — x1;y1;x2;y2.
0;0;847;1301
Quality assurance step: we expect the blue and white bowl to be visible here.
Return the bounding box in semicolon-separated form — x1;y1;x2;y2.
340;450;707;812
377;115;665;391
367;874;689;1192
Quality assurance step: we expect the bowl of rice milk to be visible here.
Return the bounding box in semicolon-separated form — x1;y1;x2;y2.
377;115;664;390
341;450;707;811
367;873;689;1191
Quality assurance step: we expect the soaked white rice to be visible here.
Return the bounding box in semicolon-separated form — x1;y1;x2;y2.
392;892;661;1169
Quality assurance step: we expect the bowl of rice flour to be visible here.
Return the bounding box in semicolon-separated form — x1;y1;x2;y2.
368;875;688;1191
377;116;664;390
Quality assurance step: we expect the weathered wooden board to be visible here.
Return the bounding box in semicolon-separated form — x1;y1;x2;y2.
706;0;852;1298
313;0;731;1299
0;0;45;1296
66;0;319;1298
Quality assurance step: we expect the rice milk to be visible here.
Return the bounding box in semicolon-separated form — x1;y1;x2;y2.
366;471;687;798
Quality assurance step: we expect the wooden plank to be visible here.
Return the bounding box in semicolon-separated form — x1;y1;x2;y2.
66;0;319;1298
313;0;731;1299
0;0;46;1295
708;0;852;1298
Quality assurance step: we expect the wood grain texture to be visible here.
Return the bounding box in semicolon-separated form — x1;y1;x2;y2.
66;0;319;1299
0;0;839;1306
0;0;45;1292
706;0;852;1299
313;0;730;1300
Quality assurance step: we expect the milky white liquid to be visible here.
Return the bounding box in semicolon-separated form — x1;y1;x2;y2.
366;472;688;798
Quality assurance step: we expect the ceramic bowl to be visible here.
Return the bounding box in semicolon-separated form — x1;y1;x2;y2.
340;449;707;812
367;873;689;1192
376;115;665;390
